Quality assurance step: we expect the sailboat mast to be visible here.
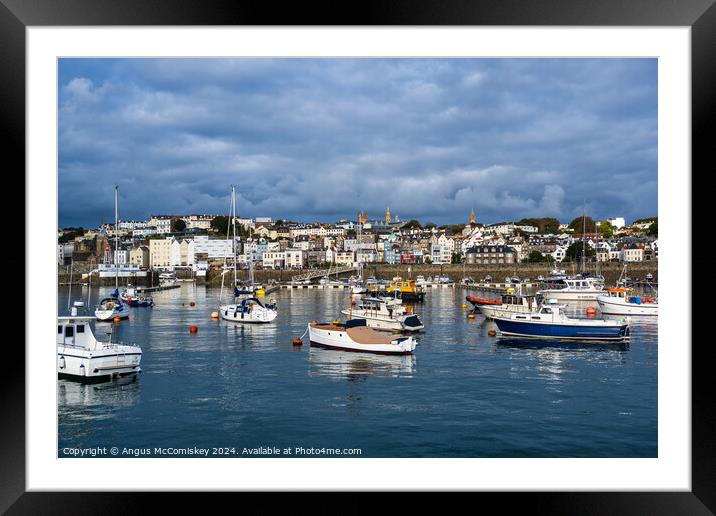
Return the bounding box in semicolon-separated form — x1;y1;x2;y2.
115;185;119;289
232;185;237;288
581;207;586;274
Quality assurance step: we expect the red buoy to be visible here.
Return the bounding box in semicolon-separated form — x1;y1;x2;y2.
189;325;198;333
292;338;302;346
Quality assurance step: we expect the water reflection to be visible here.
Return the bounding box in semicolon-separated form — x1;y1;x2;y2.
57;374;141;414
309;348;416;379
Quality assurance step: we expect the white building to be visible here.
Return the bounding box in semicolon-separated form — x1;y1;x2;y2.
114;249;128;265
182;214;215;231
608;217;626;229
193;235;235;260
148;216;172;234
285;248;305;268
263;251;286;269
57;242;74;264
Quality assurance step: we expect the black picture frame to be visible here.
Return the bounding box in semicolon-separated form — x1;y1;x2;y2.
2;0;709;512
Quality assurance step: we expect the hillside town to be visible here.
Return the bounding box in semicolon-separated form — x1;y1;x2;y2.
57;208;658;273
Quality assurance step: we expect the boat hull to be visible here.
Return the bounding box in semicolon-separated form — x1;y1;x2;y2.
597;296;658;316
493;318;630;341
308;323;416;355
95;305;130;321
219;304;277;323
57;347;142;380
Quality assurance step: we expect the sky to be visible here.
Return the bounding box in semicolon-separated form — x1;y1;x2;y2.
58;58;657;228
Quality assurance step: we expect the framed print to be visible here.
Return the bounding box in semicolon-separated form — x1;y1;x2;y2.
2;0;711;512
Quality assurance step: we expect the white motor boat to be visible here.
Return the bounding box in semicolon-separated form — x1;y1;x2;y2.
341;296;424;332
536;276;606;301
307;319;417;355
95;289;130;321
58;304;141;381
415;275;427;286
597;287;658;316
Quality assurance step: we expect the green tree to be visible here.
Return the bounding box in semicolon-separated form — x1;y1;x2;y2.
568;216;596;234
527;251;545;263
517;217;560;234
403;219;422;229
597;221;613;238
648;220;658;236
171;219;187;232
565;241;595;262
210;216;229;235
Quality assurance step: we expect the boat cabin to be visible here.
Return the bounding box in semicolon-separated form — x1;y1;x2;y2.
57;316;100;350
605;288;656;304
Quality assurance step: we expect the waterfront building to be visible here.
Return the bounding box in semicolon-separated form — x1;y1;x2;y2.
129;246;150;269
57;242;74;265
114;249;128;265
335;250;355;266
263;251;286;269
193;235;235;261
622;244;645;262
171;238;195;267
285;248;306;269
465;245;517;265
149;237;173;267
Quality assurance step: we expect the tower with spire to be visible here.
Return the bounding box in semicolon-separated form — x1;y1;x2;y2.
469;207;476;225
385;206;391;224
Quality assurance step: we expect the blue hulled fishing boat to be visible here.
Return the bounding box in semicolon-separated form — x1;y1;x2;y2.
492;300;630;342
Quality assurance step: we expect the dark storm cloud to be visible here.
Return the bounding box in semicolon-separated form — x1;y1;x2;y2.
58;58;657;227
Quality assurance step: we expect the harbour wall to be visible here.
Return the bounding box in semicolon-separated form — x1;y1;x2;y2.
58;262;657;287
203;262;657;287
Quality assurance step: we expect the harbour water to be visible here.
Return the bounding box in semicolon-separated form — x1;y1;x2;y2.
57;285;657;458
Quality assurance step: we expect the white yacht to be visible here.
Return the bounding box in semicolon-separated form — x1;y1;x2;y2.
95;290;130;321
341;296;424;332
59;303;141;381
218;185;278;324
95;186;131;321
536;276;606;301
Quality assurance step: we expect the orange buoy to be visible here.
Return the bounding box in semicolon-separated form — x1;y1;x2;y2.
292;338;303;346
113;316;121;323
189;325;198;333
467;313;475;319
210;311;219;320
488;330;496;337
586;306;597;314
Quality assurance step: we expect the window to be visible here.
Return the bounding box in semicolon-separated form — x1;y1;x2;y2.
64;326;74;337
58;325;62;334
76;324;85;333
